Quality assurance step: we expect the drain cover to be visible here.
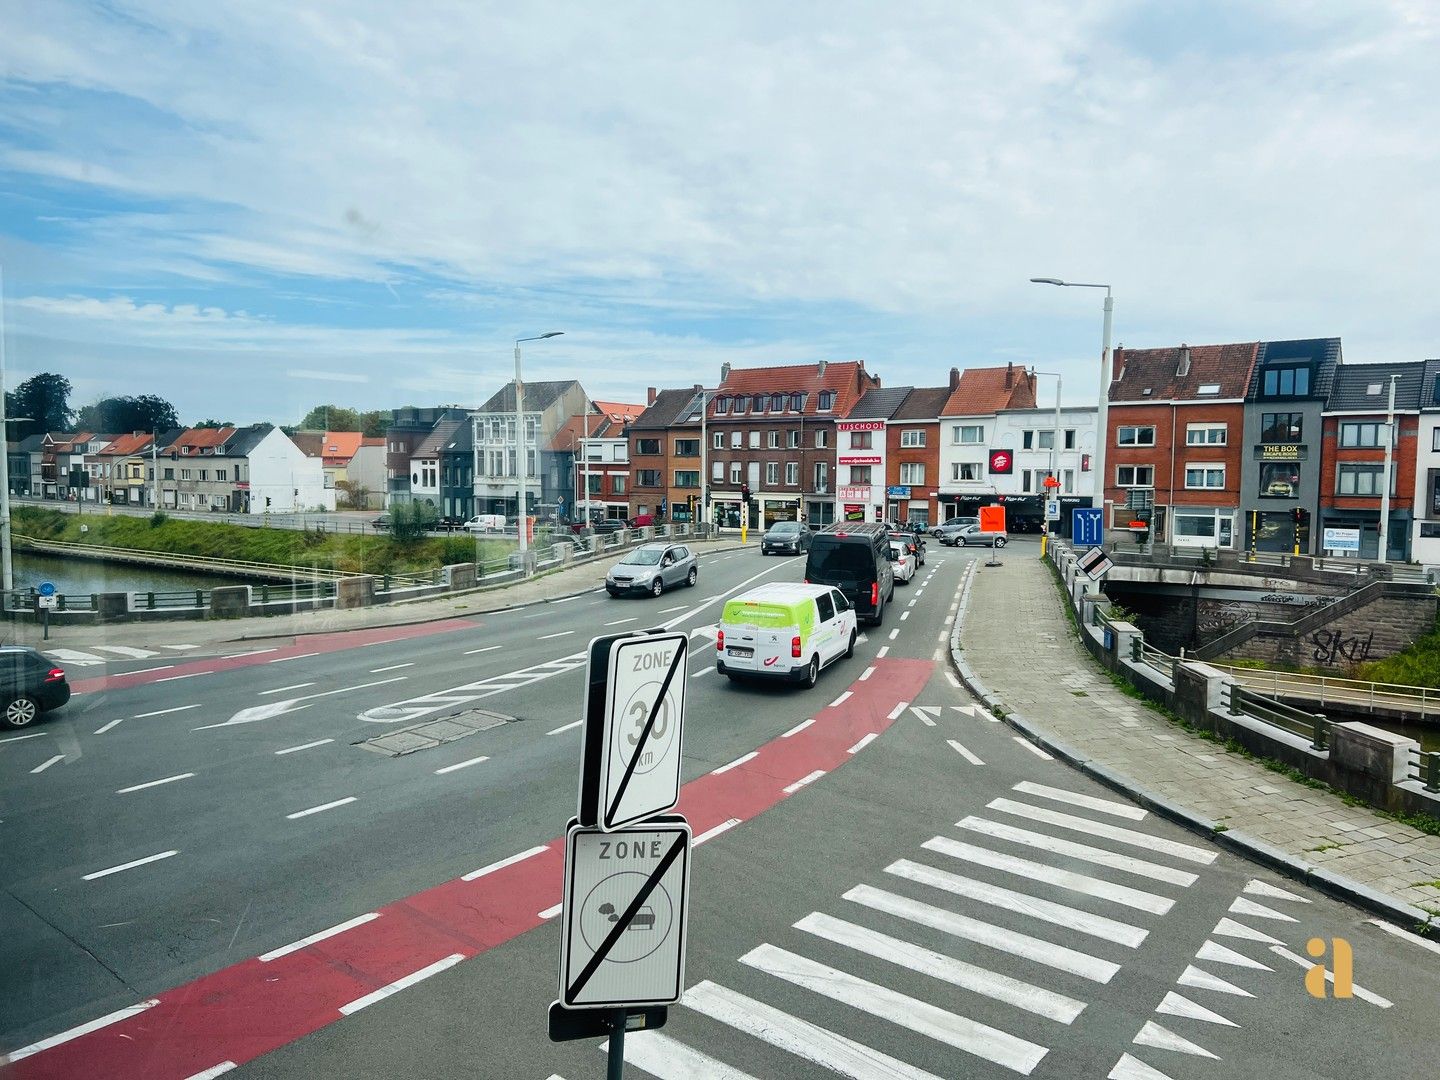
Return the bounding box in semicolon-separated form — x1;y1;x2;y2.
358;709;513;756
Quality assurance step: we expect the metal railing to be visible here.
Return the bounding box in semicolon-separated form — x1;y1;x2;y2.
1226;680;1329;749
1407;748;1440;790
4;590;98;612
1202;661;1439;720
15;534;352;579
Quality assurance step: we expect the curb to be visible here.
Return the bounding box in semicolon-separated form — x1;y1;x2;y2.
947;557;1439;939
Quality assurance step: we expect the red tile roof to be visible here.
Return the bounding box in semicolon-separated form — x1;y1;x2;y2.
1108;342;1259;402
168;428;236;454
940;364;1037;416
321;431;364;463
712;361;878;418
95;433;154;457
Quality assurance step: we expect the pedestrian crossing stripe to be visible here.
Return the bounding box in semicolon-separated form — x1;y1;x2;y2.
1212;917;1283;945
1132;1020;1218;1059
1109;1052;1176;1079
1175;964;1253;998
1195;940;1272;971
1155;991;1236;1027
1228;897;1297;923
1243;879;1310;903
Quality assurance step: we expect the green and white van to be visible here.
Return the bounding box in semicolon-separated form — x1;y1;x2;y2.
715;582;859;688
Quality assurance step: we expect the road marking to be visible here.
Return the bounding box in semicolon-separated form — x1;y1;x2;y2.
713;751;757;774
83;850;179;881
608;1031;759;1080
286;797;357;820
1108;1051;1177;1079
260;683;315;696
539;903;563;919
223;648;279;659
183;1063;238;1080
946;671;961;688
848;733;878;754
683;980;946;1080
907;599;917;608
30;754;65;774
1196;940;1272;970
1132;1022;1216;1060
847;884;1118;983
117;773;195;794
1366;918;1440;956
3;998;161;1062
957;817;1198;886
338;953;465;1015
783;769;825;794
539;630;574;640
604;618;637;626
46;648;107;666
259;913;382;962
911;707;937;727
435;755;489;775
976;704;999;722
1229;896;1298;922
369;663;414;673
829;691;853;707
2;730;49;743
275;739;334;755
887;700;909;720
1177;964;1253;997
269;652;320;663
689;666;714;678
1268;945;1392;1006
1156;990;1236;1027
782;718;814;737
900;611;910;621
660;605;687;612
134;704;202;718
1244;879;1311;904
694;818;742;846
462;845;550;881
888;628;899;640
1012;781;1148;820
1012;737;1054;760
859;665;876;681
463;645;503;655
947;739;985;765
876;646;889;658
547;720;582;736
741;944;1048;1076
797;911;1085;1024
887;858;1149;947
986;799;1218;865
92;645;159;658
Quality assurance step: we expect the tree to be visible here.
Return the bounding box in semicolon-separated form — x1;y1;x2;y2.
298;404;360;432
360;409;388;438
391;499;437;542
75;395;180;434
8;373;73;437
193;417;232;429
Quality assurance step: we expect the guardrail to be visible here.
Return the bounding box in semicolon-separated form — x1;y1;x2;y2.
1201;661;1439;720
3;590;97;612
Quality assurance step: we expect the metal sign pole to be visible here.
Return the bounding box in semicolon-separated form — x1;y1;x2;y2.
606;1011;626;1080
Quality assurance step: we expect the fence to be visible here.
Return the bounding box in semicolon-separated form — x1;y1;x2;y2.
1199;661;1439;721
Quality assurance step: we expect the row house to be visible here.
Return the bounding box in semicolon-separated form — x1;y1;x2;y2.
157;425;330;512
9;433;44;496
409;415;467;516
1416;360;1440;565
628;387;702;522
989;401;1099;531
836;386;911;523
385;406;467;509
38;432;113;500
548;400;644;522
469;380;587;519
884;387;950;527
938;364;1039;521
85;432;158;505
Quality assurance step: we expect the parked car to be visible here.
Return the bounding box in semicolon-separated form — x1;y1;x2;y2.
606;542;697;597
370;515;391;530
629;513;655;529
463;514;507;533
933;517;979;543
803;522;895;625
761;520;813;556
887;529;925;567
887;540;917;583
716;583;857;687
0;647;70;729
957;523;1008;547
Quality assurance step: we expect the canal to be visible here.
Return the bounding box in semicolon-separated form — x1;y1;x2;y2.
12;553;248;597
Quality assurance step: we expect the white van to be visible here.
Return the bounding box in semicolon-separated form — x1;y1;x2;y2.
463;514;507;533
716;582;858;688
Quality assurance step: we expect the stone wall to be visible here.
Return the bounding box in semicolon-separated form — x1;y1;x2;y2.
209;586;252;618
336;575;376;610
1225;592;1437;670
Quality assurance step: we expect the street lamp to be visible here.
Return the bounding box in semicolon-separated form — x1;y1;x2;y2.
514;332;563;568
1030;278;1114;527
1030;368;1065;494
696;387;719;533
1377;373;1400;564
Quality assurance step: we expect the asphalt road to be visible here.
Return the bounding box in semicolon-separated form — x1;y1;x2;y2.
3;541;1438;1079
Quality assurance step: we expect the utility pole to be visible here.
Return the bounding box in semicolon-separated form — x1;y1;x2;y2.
513;333;563;570
0;264;15;593
1377;373;1399;564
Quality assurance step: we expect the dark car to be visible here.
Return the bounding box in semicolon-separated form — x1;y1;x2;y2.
0;646;70;729
803;523;895;625
371;515;391;530
761;520;813;555
887;530;925;567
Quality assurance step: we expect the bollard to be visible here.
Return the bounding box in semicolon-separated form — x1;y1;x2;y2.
260;584;269;604
1311;712;1328;752
1426;752;1440;794
1227;681;1242;716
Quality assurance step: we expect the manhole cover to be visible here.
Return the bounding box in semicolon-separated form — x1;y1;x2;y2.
357;709;515;757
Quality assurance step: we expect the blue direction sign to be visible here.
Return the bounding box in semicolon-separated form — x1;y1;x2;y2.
37;581;57;597
1072;508;1104;547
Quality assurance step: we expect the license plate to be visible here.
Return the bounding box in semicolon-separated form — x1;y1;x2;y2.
727;647;754;658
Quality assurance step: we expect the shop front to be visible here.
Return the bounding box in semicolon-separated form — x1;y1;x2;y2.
759;496;801;527
1320;509;1411;562
1171;507;1238;550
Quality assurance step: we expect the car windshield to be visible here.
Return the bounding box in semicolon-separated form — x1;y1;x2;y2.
622;547;665;566
769;522;799;534
808;539;874;577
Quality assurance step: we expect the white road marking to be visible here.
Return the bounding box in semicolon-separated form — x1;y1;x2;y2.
539;630;575;640
986;798;1218;865
685;980;945;1080
1211;917;1282;944
434;755;489;775
259;912;382;962
900;611;910;621
1177;964;1253;997
1196;940;1272;970
609;1031;759;1080
1012;737;1054;760
93;719;124;734
369;663;415;673
2;730;49;743
783;770;825;794
30;754;65;774
461;845;549;881
1243;879;1312;903
957;817;1197;887
92;645;158;658
275;739;333;755
948;739;984;765
1156;991;1236;1027
712;751;757;775
946;671;961;688
183;1063;238;1080
286;797;357;820
847;884;1118;983
907;599;916;608
888;628;899;640
976;704;999;722
876;646;889;658
887;858;1149;948
798;911;1084;1024
539;903;563;919
134;704;202;718
660;605;688;612
689;666;715;678
268;652;320;663
924;835;1174;914
604;618;637;626
463;645;503;655
848;733;878;754
741;944;1049;1076
260;683;315;696
1268;945;1392;1006
1366;918;1440;956
163;644;199;650
4;998;161;1062
338;953;465;1015
782;717;814;737
1132;1022;1216;1060
128;665;175;674
547;720;582;736
829;691;853;707
910;707;936;727
1228;897;1297;923
859;665;876;681
1012;781;1147;821
887;700;909;720
83;850;179;881
117;773;194;794
223;648;279;659
46;648;107;665
1108;1052;1176;1080
694;818;742;846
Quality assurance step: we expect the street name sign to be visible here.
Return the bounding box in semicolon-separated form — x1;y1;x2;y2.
1077;545;1113;580
559;817;691;1009
1072;508;1104;547
578;630;689;831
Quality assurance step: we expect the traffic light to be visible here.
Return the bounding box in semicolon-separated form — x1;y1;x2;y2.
741;484;751;501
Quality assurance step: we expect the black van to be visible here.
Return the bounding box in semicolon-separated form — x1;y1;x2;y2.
804;522;895;625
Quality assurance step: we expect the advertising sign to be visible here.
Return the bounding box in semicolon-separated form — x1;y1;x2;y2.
1257;444;1307;461
838;455;882;466
988;449;1013;475
885;485;911;498
843;503;866;521
838;485;871;501
837;420;886;432
1322;527;1361;553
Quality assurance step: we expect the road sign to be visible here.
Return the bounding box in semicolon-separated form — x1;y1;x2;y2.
1076;545;1113;580
579;630;689;831
37;581;56;597
1045;498;1060;521
1072;508;1103;546
36;595;59;609
979;504;1006;533
559;817;691;1009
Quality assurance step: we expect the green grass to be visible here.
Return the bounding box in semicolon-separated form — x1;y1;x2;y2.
1353;613;1440;688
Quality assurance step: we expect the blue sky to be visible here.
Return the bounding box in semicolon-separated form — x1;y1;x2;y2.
2;1;1437;426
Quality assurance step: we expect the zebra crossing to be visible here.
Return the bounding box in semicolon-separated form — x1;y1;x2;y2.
358;652;590;723
45;643;201;666
586;779;1219;1078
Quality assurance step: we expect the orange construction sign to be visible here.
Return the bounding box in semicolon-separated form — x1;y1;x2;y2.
979;505;1006;533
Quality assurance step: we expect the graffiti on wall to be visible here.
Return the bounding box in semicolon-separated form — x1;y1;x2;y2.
1310;626;1375;666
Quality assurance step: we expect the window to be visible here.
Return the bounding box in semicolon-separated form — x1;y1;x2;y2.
163;467;175;480
789;393;804;411
1261;365;1312;397
900;429;926;448
729;462;741;483
712;461;723;480
1185;464;1226;489
636;438;661;456
899;462;925;484
587;474;602;494
1433;427;1440;452
751;394;765;413
1337;464;1394;496
1339;422;1393;448
849;465;873;484
712;433;724;449
674;470;699;488
1063;469;1075;490
613;476;626;494
814;461;829;490
714;396;729;414
180;468;193;480
953;424;984;444
525;418;537;441
730;431;742;448
817;391;835;411
1022;430;1033;450
1261;413;1303;442
1196;384;1221;396
786;462;799;485
850;430;872;450
1064;429;1076;449
770;393;784;412
1037;430;1055;450
952;462;980;481
816;592;835;622
788;429;801;448
1021;470;1033;493
637;469;662;488
765;461;779;484
732;397;746;414
767;431;780;448
198;469;209;481
1186;423;1227;446
1116;465;1154;486
1117;426;1156;447
815;430;829;448
748;430;760;448
526;450;536;478
674;438;699;457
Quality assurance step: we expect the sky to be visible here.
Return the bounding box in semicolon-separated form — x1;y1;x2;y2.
1;0;1437;427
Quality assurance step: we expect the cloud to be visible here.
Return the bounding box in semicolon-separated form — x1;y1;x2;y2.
286;368;370;383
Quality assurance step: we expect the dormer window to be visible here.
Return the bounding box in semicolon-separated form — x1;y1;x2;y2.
789;392;804;411
770;393;784;412
732;397;746;414
1366;383;1383;396
751;394;765;413
714;396;729;414
1196;383;1221;395
817;390;835;411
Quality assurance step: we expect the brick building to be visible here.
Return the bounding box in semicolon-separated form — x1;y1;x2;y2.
884;386;950;527
1414;359;1440;566
836;386;912;524
627;387;702;522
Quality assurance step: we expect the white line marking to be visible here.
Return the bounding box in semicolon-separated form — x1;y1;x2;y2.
286;797;357;820
741;944;1048;1075
712;751;757;774
155;671;213;683
2;730;49;743
1132;1021;1216;1060
1269;945;1392;1006
887;700;909;720
987;798;1218;864
849;733;878;754
690;666;714;678
1177;964;1253;997
275;739;334;755
462;845;549;881
369;663;415;673
1366;918;1440;956
1012;737;1053;760
957;817;1198;886
224;648;279;659
859;665;876;681
947;739;985;765
83;850;179;881
946;671;961;688
887;858;1149;947
1108;1051;1177;1079
260;682;315;696
30;754;65;774
694;818;742;846
131;664;176;674
976;704;999;722
876;646;889;658
912;707;937;727
268;652;320;663
1012;781;1147;820
900;611;910;621
539;630;574;640
1244;879;1312;903
4;998;161;1062
1156;990;1236;1027
829;691;853;707
1212;917;1281;944
782;717;814;737
604;618;637;626
338;953;465;1015
183;1063;238;1080
1229;896;1298;922
134;704;202;718
610;1030;760;1080
1196;940;1272;970
94;719;124;735
907;599;916;608
547;720;582;736
660;605;688;613
463;645;503;655
783;769;825;794
539;903;563;919
888;628;899;640
259;913;382;962
847;884;1118;983
435;755;490;775
117;773;195;794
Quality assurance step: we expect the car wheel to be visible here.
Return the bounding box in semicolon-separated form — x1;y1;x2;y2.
651;578;664;597
3;695;39;729
844;630;856;658
804;655;819;688
687;567;697;587
995;537;1008;548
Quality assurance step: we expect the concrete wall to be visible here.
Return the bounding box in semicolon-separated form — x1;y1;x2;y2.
336;576;376;610
209;586;251;617
1216;587;1437;669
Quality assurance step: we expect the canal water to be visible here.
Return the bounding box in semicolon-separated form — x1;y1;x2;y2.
13;553;247;596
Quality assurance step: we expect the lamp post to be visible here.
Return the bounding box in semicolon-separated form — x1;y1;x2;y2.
514;332;563;569
696;387;718;534
1030;278;1114;527
1377;373;1400;564
0;263;24;594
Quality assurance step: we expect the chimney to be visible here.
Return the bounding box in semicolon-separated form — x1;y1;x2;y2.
817;359;828;378
949;366;961;392
720;362;731;384
1176;344;1191;378
647;386;657;406
872;376;881;388
1004;361;1014;389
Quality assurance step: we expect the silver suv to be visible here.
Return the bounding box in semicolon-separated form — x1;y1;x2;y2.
606;543;698;597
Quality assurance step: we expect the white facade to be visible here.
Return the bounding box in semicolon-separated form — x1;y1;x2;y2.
246;428;332;512
835;420;887;523
989;406;1098;499
1414;409;1440;567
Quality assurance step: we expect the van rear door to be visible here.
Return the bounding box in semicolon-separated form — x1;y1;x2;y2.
721;600;797;673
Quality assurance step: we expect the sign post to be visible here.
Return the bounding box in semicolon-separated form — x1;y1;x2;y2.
37;581;57;640
1071;507;1103;547
978;504;1006;567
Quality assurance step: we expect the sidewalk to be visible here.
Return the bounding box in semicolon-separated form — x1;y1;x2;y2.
955;553;1440;928
7;539;754;654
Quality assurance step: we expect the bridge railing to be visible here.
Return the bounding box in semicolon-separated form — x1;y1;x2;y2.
1200;661;1439;720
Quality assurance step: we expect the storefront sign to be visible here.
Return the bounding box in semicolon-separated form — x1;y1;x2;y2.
837;485;871;501
838;455;882;466
885;485;910;498
837;421;886;432
988;449;1013;475
1322;527;1360;552
1257;444;1307;461
843;503;866;521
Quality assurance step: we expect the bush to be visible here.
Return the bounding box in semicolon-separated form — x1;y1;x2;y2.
150;510;169;527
